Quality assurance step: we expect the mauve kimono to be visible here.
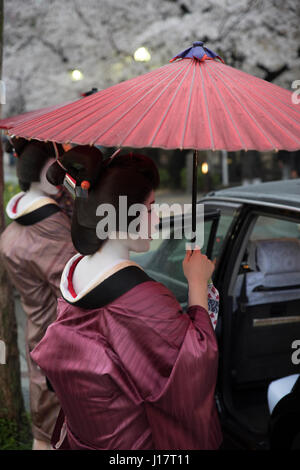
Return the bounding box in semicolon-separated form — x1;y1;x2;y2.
31;254;223;450
0;192;76;442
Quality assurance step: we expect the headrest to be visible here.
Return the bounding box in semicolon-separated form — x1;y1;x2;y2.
247;238;300;274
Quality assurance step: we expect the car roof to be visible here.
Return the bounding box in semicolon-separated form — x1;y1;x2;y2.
203;178;300;211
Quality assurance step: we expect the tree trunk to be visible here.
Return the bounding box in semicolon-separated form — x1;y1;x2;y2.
0;0;30;447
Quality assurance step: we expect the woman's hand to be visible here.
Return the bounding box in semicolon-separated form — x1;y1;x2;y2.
183;245;216;285
183;245;216;310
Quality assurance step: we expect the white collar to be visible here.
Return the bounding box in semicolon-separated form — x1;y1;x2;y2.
6;191;57;220
60;253;141;303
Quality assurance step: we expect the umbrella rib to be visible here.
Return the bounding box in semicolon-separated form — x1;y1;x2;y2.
46;63;187;143
149;62;194;146
118;62;193;146
8;87;119;134
180;63;196;149
81;63;188;144
208;62;300;147
10;64;176;137
205;62;275;147
53;66;181;141
199;64;214;149
211;61;300;121
213;61;300;115
0;102;69;130
204;65;246;148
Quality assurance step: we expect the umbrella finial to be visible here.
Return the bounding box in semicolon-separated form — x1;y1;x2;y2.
170;41;224;63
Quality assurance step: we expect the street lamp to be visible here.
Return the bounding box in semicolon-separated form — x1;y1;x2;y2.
134;47;151;62
70;69;84;81
201;162;208;174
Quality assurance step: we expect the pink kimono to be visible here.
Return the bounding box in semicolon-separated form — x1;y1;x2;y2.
0;192;76;442
31;255;223;450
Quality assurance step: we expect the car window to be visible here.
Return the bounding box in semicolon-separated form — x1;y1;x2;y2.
212;211;236;259
249;215;300;241
132;204;237;274
204;204;238;260
130;203;237;304
159;207;238;273
151;219;214;285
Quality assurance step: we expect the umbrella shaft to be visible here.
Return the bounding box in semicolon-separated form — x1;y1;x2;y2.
191;149;198;246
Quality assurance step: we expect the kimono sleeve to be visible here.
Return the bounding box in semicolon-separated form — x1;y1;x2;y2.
144;303;222;449
102;282;222;449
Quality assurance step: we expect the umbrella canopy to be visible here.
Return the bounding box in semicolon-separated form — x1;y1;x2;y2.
4;42;300;247
0;102;71;130
5;41;300;152
0;90;99;130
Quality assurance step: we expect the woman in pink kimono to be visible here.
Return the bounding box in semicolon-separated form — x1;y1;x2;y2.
31;146;223;450
0;138;76;450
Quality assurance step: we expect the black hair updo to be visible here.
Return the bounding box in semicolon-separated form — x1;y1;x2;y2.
11;137;63;191
47;146;160;255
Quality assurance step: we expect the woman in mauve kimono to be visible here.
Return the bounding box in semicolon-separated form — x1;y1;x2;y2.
0;138;76;450
31;146;223;450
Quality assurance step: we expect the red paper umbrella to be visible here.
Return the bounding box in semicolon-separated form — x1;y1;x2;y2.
5;42;300;244
6;41;300;152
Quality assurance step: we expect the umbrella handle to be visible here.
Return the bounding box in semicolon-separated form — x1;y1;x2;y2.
191;149;198;251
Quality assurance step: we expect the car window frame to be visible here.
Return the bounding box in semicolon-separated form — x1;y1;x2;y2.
153;205;222;266
199;200;242;269
136;206;222;304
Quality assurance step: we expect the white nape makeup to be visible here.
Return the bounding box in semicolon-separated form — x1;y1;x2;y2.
72;190;157;295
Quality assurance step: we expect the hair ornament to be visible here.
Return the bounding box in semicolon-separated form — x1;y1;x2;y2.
63;173;77;198
78;180;90;198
